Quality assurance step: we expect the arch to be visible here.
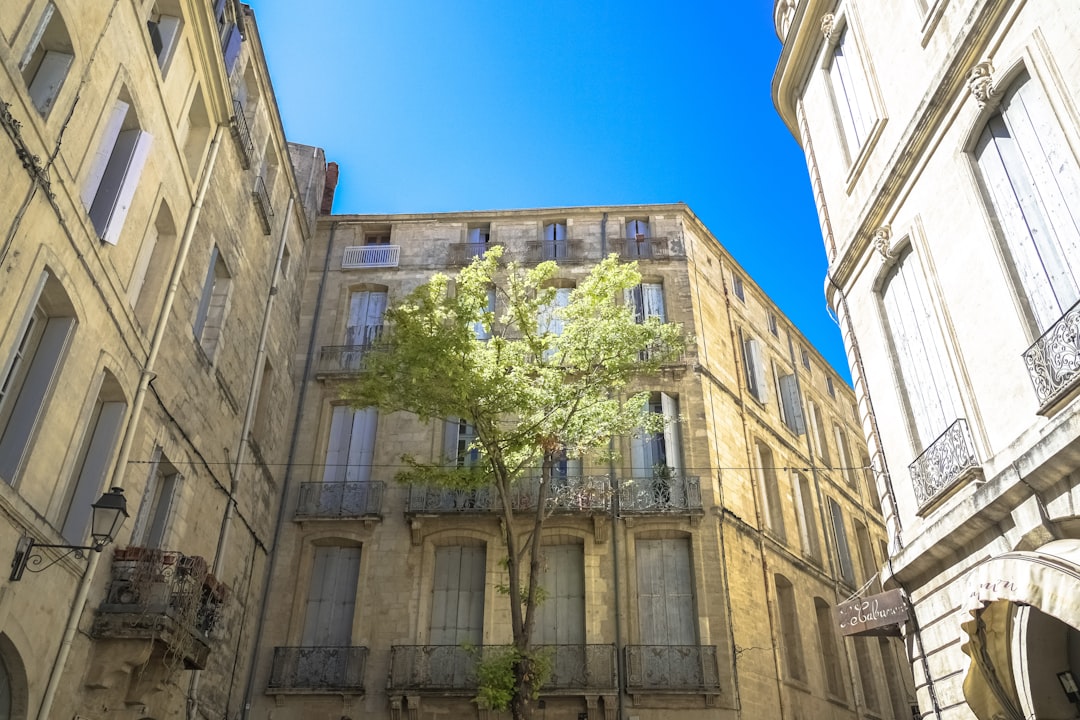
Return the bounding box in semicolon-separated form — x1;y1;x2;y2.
0;634;30;720
20;2;75;116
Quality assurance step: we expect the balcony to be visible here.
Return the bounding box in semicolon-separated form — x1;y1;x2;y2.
230;100;253;169
525;239;587;264
619;474;702;513
624;645;721;694
615;236;673;260
268;646;368;693
92;547;227;670
315;344;377;377
406;475;611;514
388;645;617;694
342;244;400;269
252;174;273;235
296;480;384;518
448;242;502;266
1023;299;1080;412
909;418;981;510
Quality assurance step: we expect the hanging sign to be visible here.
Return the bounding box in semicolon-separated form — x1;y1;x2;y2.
835;588;909;637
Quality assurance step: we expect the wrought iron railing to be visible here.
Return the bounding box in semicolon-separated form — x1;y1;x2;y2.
230;99;253;168
407;485;496;513
341;244;400;269
908;418;979;508
388;645;617;693
268;646;367;692
619;475;702;512
616;236;670;260
316;344;378;375
448;242;503;265
624;645;721;692
406;475;611;514
296;481;384;518
252;174;273;234
1023;299;1080;409
525;239;586;263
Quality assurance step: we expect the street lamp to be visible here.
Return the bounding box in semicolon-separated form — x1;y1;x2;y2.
9;487;129;581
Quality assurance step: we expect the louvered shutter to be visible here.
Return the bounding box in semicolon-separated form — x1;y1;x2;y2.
535;544;585;645
661;393;682;476
636;538;695;645
778;374;806;434
303;546;361;646
344;407;377;483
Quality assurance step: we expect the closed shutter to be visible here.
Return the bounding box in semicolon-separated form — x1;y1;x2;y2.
61;400;126;543
535;544;585;645
430;545;485;645
778;373;805;433
627;220;650;239
544;222;566;241
636;538;695;645
346;291;387;346
345;407;377;484
302;546;361;646
322;406;352;483
828;499;855;585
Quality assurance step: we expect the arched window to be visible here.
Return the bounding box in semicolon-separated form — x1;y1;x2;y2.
775;574;805;681
975;72;1080;332
814;598;845;697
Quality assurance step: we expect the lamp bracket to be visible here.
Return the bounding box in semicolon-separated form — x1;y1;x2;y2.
9;536;98;582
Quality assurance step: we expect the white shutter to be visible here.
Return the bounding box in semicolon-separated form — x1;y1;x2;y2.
344;407;377;483
467;227;485;244
322;406;352;483
27;50;72;115
154;15;182;68
829;499;855;584
82;100;128;209
745;338;767;402
365;292;387;344
778;374;806;434
660;392;682;476
544;222;566;241
642;283;665;321
535;544;585;645
93;129;153;244
303;546;361;646
193;247;218;338
792;472;812;554
61;400;126;543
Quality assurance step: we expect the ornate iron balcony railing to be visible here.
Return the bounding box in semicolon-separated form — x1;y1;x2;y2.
619;475;702;513
252;174;273;235
524;239;587;264
624;645;721;693
543;644;618;691
406;475;612;514
1023;299;1080;410
616;236;670;260
315;344;378;376
448;242;503;266
407;485;497;513
230;99;253;169
296;480;384;518
908;418;980;508
93;547;228;670
342;244;400;269
268;646;367;692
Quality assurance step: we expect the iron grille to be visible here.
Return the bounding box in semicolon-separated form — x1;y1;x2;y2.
268;646;367;691
624;645;721;692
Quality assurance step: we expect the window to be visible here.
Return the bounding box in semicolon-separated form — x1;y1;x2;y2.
60;372;126;544
474;287;496;340
626;219;650;240
429;544;485;685
815;598;845;697
323;406;378;484
808;401;830;466
0;271;75;484
541;222;566;260
466;225;491;261
740;330;767;402
146;0;182;72
134;448;179;548
535;544;585;645
792;471;821;562
755;441;785;540
828;497;855;585
767;311;778;336
129;201;177;328
630;392;682;478
775;366;805;434
863;453;882;512
303;545;361;646
826;375;836;398
193;246;232;360
444;417;479;467
732;274;745;302
364;233;390;245
19;3;73;116
854;519;878;590
624;219;652;259
775;574;805;681
636;538;695;645
826;24;875;156
538;287;572;339
344;290;386;348
975;73;1080;333
80;95;153;244
182;85;211;176
854;639;881;713
880;247;960;450
626;283;665;323
834;424;856;486
800;347;811;371
213;0;242;73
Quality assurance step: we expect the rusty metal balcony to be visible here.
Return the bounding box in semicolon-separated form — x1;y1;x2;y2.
619;475;702;513
524;239;587;264
625;645;721;693
252;174;273;235
92;548;227;670
296;480;384;518
315;344;378;377
388;644;617;694
1023;299;1080;412
909;418;981;510
230;99;253;169
268;646;368;693
615;236;672;260
448;242;502;266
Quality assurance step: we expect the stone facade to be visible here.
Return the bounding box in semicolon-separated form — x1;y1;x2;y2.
249;205;913;720
774;1;1080;719
0;1;322;718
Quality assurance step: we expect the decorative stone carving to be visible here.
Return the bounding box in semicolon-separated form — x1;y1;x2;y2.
872;226;893;260
820;13;835;40
774;0;797;40
967;60;997;108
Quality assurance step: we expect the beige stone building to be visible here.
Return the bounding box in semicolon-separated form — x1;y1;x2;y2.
249;205;913;720
774;0;1080;718
0;1;323;718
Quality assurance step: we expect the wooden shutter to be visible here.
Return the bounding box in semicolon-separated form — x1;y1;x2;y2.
778;373;805;433
345;407;377;483
81;100;128;210
744;338;767;402
143;460;178;549
535;544;585;645
303;546;361;646
828;499;855;584
430;545;485;645
627;220;650;239
346;291;386;345
322;406;352;483
636;538;695;645
625;286;645;323
544;222;566;241
660;392;682;476
61;400;126;543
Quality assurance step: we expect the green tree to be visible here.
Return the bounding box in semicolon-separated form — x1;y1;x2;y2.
342;247;685;719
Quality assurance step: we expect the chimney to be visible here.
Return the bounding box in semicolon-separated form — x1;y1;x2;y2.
320;161;339;215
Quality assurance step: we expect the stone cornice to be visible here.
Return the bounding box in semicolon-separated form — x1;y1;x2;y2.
772;0;836;138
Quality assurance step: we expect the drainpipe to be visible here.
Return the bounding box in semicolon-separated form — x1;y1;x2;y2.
35;123;228;720
240;214;338;719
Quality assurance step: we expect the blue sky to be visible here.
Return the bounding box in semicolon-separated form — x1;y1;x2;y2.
244;1;849;381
